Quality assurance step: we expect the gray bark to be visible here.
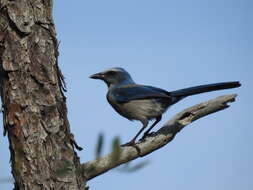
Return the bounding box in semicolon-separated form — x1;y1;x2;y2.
0;0;86;189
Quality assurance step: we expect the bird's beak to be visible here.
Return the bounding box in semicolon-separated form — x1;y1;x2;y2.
89;72;104;80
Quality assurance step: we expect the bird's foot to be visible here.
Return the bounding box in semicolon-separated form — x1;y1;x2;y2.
121;140;136;147
140;132;156;141
121;140;141;155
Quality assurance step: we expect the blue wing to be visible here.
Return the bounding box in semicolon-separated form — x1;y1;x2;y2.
111;84;171;103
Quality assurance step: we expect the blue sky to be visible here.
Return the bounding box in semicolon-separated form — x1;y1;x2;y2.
0;0;252;189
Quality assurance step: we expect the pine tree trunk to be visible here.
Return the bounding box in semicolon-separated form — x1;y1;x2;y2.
0;0;86;189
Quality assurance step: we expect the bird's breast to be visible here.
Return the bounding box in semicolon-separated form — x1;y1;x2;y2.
107;92;169;121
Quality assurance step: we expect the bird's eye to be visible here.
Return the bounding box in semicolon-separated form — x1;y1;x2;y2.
107;71;117;76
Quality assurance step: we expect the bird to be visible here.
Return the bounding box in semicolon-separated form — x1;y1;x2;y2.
90;67;241;146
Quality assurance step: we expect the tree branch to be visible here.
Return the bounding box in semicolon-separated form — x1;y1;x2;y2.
82;94;237;180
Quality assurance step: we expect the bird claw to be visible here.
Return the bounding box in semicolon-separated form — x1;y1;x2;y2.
141;132;155;140
121;140;136;147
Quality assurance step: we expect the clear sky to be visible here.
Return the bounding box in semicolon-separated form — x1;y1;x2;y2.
0;0;252;189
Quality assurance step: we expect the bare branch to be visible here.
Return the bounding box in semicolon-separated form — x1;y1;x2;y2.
82;94;237;180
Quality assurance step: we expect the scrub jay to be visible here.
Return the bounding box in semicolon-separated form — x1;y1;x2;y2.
90;67;241;146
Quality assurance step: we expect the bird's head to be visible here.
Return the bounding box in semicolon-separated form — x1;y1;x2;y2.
90;67;135;87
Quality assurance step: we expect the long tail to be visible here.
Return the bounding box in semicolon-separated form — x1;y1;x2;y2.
170;81;241;103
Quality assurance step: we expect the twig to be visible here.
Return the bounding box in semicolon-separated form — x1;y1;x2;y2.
82;94;237;180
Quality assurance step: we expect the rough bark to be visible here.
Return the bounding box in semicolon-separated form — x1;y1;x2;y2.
0;0;86;189
0;0;239;189
83;94;237;180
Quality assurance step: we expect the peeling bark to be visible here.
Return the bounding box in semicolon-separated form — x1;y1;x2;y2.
0;0;86;189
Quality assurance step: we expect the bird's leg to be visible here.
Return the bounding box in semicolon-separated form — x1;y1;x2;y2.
142;116;161;139
121;120;148;146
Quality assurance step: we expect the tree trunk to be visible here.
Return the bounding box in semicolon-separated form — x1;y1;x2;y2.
0;0;86;189
0;0;240;189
